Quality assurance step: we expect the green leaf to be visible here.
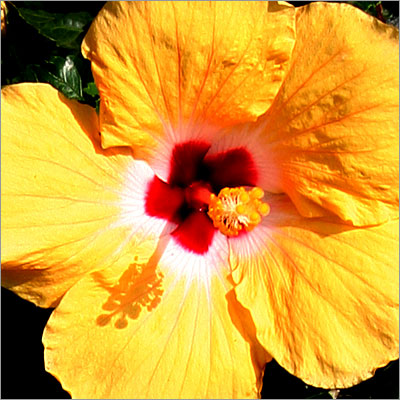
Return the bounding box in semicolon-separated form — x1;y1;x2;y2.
14;7;92;49
47;56;83;100
83;81;99;97
33;55;83;100
348;1;377;14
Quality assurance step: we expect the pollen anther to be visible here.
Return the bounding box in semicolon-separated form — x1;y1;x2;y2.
207;186;270;237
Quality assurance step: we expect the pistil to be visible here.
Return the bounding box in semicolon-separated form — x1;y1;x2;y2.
207;186;270;236
184;181;213;212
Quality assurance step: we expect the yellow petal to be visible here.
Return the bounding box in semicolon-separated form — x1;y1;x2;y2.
1;83;164;307
82;1;295;162
231;194;399;389
43;235;270;399
259;2;399;226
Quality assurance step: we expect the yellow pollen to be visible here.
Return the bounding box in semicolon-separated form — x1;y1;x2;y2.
207;186;270;237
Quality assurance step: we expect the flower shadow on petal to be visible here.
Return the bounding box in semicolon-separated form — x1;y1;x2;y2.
266;195;375;238
94;259;165;329
92;237;169;330
2;262;61;307
226;288;272;371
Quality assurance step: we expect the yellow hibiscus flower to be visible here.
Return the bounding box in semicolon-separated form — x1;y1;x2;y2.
1;2;399;399
1;1;6;35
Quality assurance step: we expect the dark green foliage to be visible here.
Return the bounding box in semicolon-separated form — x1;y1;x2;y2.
349;1;399;25
83;81;99;98
1;1;105;107
15;6;92;49
34;55;83;100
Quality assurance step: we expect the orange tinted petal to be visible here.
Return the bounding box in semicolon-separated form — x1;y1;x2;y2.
43;235;270;399
260;3;399;226
231;194;399;389
1;83;163;307
82;1;295;161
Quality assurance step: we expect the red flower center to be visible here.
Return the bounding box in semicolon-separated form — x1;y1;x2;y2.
145;141;258;254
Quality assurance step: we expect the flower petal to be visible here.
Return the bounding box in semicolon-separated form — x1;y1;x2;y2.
82;1;295;162
230;194;399;388
43;234;270;399
260;2;399;226
1;83;165;307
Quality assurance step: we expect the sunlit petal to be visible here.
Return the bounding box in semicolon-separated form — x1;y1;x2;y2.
43;234;270;398
1;84;165;307
82;1;295;163
231;194;399;388
259;2;399;226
